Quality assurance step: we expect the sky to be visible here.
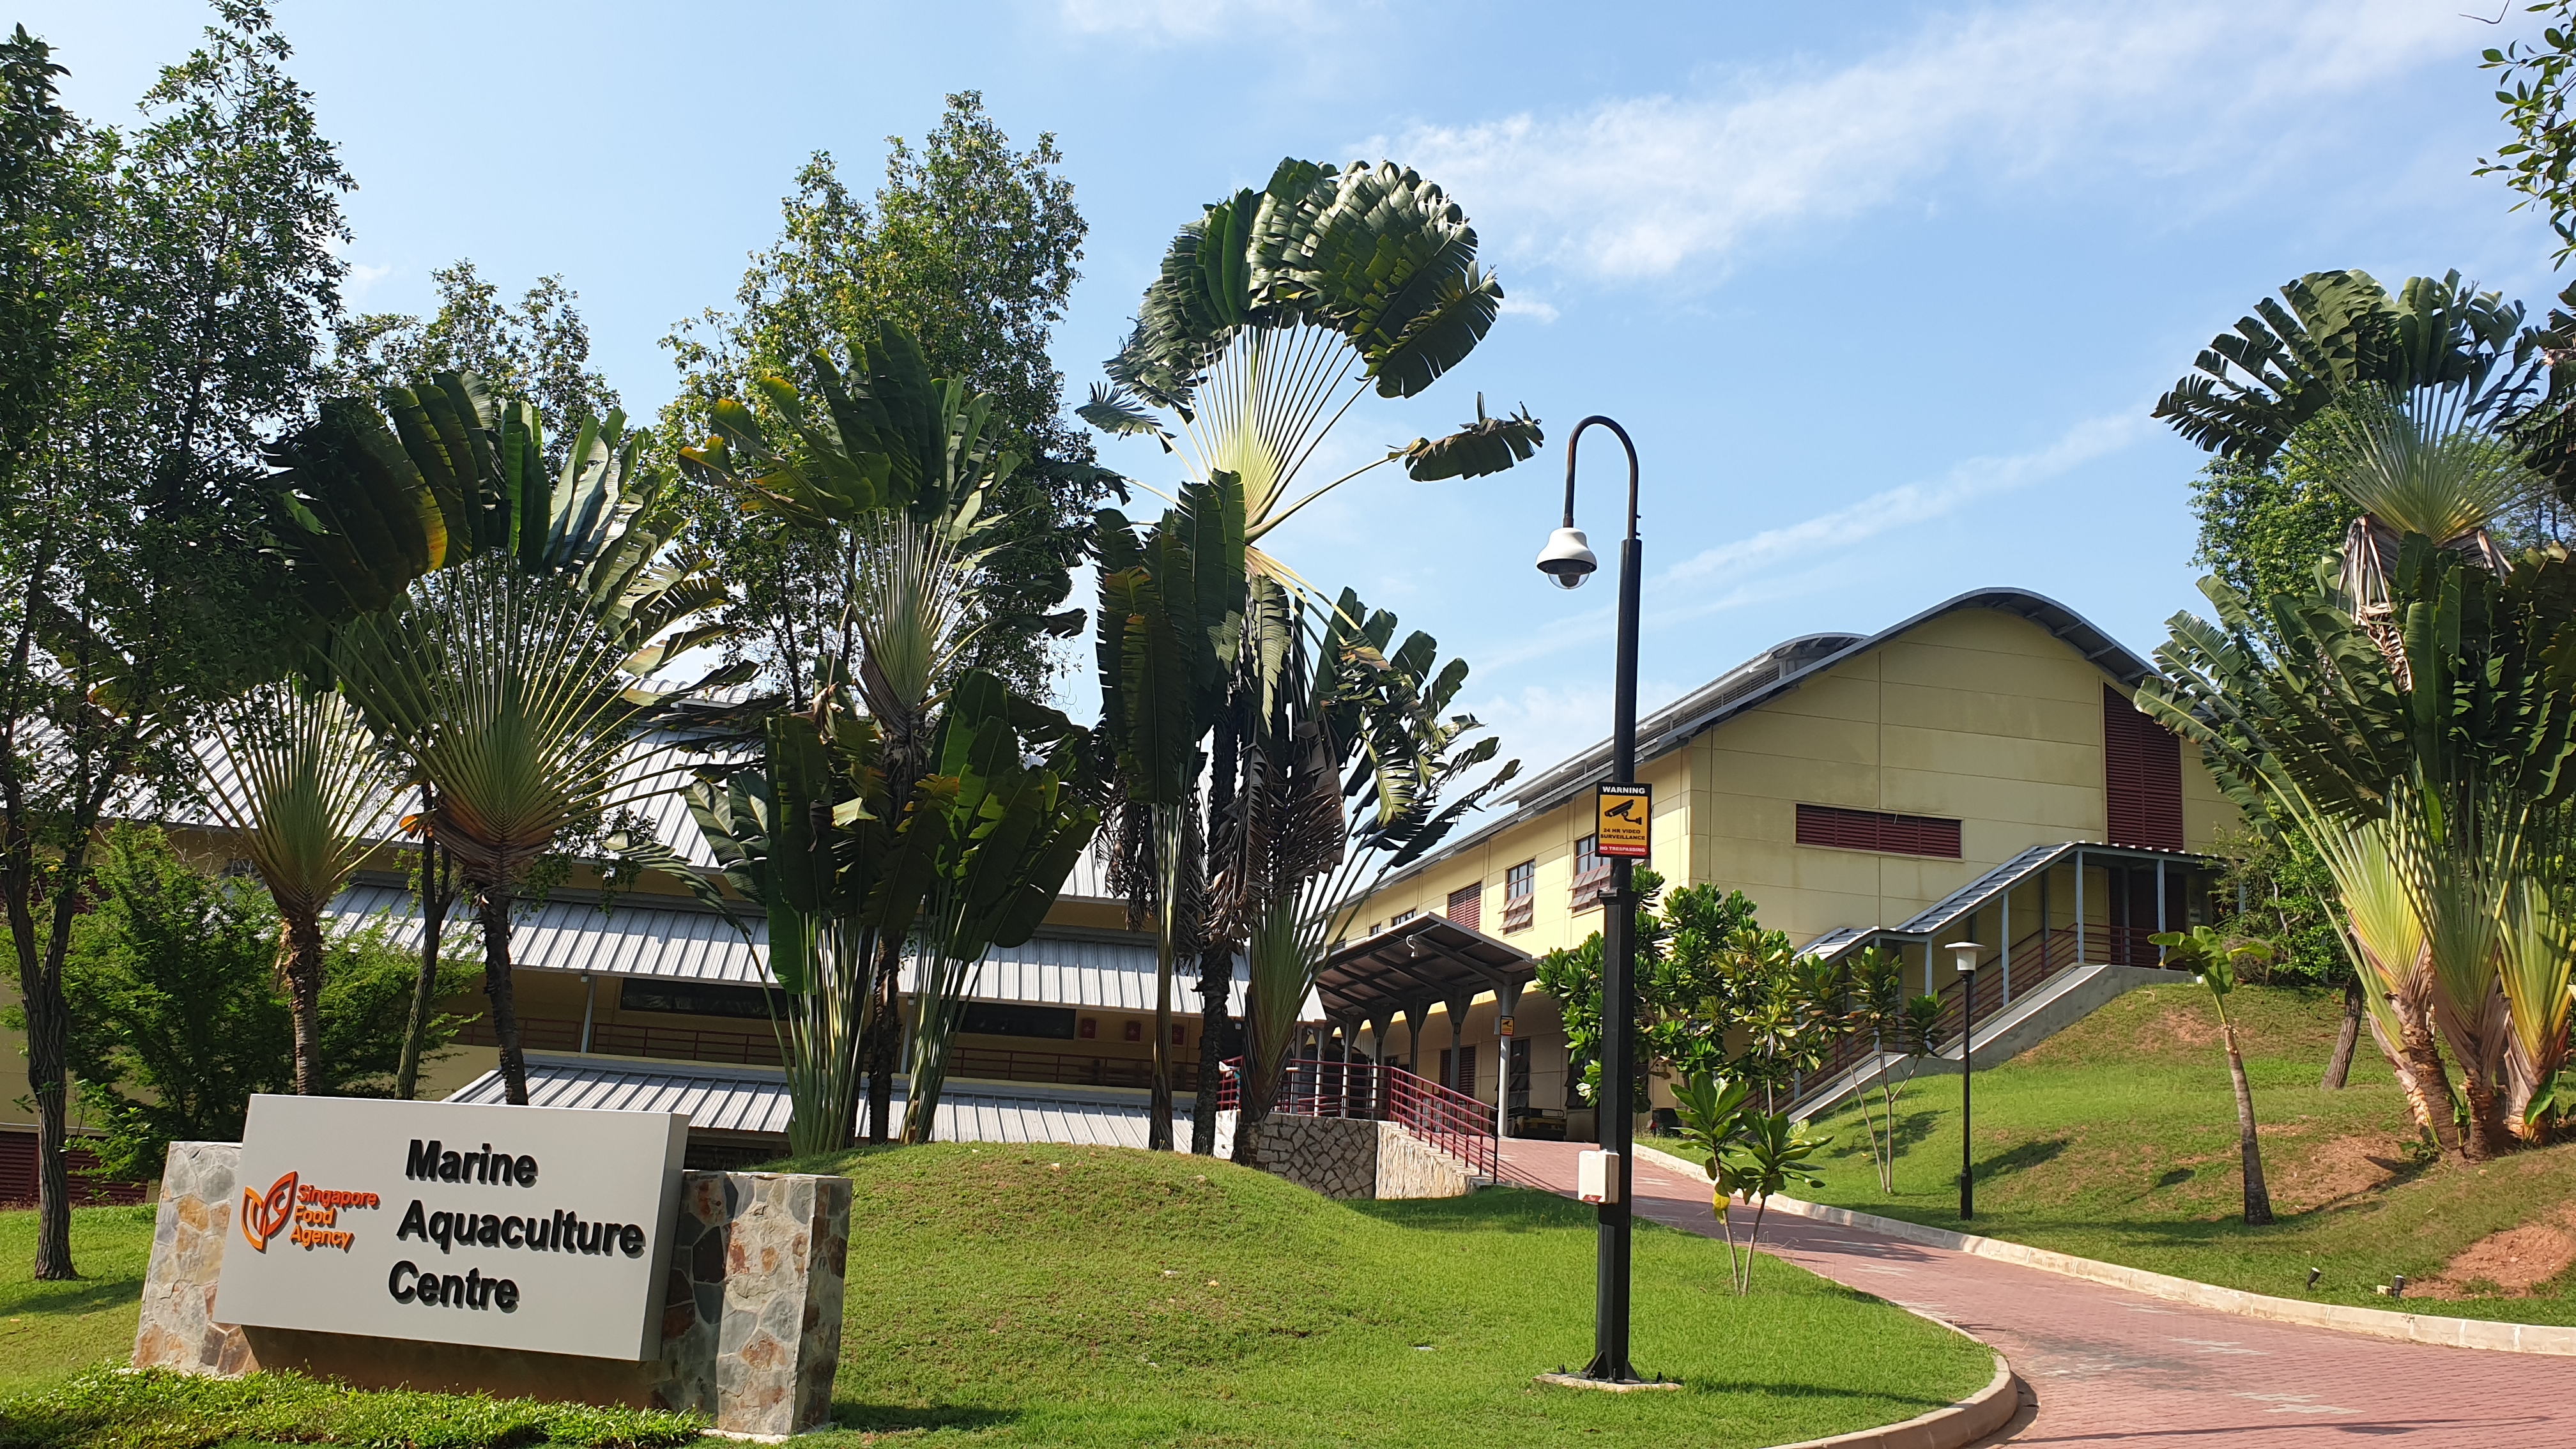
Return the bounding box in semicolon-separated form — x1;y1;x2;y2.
30;0;2572;778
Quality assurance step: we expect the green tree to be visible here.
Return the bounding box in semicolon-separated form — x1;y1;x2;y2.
2189;445;2362;605
1;3;353;1280
329;261;619;472
677;324;1064;1140
664;93;1100;700
5;825;470;1181
2152;926;2280;1225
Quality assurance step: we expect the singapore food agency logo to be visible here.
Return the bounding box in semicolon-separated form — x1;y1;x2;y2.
240;1170;381;1254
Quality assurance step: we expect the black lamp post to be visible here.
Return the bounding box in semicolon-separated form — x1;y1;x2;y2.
1947;940;1982;1222
1535;415;1643;1384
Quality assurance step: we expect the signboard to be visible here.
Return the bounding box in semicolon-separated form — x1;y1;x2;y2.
1497;1016;1515;1038
213;1095;689;1361
1595;783;1652;860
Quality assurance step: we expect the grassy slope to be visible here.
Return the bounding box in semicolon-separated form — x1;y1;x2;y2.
792;1143;1991;1448
1784;981;2576;1324
0;1205;153;1394
0;1147;1991;1449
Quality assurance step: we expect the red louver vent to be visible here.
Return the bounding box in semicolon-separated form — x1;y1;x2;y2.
1795;804;1962;858
2104;685;2184;851
1446;883;1482;931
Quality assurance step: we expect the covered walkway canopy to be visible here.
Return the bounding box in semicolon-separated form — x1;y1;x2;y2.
1314;914;1538;1043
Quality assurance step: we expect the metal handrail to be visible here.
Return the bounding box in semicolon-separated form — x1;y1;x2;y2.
1220;1056;1498;1182
1805;923;2171;1086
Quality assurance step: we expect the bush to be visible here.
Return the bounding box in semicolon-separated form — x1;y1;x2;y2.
0;824;473;1181
0;1365;705;1449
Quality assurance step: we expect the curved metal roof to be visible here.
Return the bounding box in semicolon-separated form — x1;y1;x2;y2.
1368;588;2158;898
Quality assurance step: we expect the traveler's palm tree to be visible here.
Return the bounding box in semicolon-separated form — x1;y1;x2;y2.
1209;581;1516;1153
2142;542;2576;1157
681;326;1029;1138
1086;158;1544;1148
2152;270;2544;652
902;673;1100;1144
314;385;740;1106
689;702;900;1157
197;684;399;1094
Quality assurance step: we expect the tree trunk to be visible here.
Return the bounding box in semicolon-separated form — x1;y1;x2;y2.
477;889;529;1105
864;933;900;1144
17;942;75;1279
1149;945;1174;1152
2221;1023;2274;1225
2396;1009;2461;1154
9;816;97;1280
2321;975;2362;1091
1190;943;1230;1156
283;907;325;1095
2459;1060;2511;1162
395;829;447;1101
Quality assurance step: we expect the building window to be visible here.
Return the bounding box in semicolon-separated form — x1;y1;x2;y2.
958;1002;1078;1040
1446;882;1482;931
1571;834;1612;910
1391;908;1418;926
1503;859;1536;933
620;979;783;1020
1794;804;1962;859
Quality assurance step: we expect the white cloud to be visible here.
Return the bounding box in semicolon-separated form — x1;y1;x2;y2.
1497;294;1558;323
1663;411;2145;585
1469;410;2147;676
1390;1;2478;278
346;261;394;302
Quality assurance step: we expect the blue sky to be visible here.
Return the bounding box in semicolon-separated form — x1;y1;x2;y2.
35;1;2570;775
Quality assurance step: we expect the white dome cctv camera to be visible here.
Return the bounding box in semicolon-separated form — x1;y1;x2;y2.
1535;526;1597;589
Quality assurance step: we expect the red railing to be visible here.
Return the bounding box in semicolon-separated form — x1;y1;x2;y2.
1219;1057;1498;1182
461;1017;1197;1090
1803;923;2172;1096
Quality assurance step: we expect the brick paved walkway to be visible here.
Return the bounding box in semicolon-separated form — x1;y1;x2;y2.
1498;1139;2575;1445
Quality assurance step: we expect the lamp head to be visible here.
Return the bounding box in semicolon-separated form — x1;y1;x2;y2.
1946;941;1983;975
1536;526;1598;588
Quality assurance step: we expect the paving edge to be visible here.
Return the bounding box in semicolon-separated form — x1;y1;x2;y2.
1763;1348;2017;1449
1627;1146;2576;1358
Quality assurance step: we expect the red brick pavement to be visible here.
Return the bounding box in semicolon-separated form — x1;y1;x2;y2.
1498;1138;2575;1445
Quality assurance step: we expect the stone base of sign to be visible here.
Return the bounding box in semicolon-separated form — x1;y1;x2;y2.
132;1141;850;1438
1215;1113;1476;1200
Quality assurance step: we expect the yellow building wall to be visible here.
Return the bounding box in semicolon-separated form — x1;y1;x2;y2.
1342;605;2239;1130
1357;605;2233;966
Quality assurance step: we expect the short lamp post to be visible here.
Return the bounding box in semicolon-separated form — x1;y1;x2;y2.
1535;415;1643;1385
1948;941;1982;1222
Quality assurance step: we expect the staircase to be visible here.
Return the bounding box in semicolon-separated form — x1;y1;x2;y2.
1787;954;2179;1120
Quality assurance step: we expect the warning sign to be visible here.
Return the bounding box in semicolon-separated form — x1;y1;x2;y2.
1595;783;1651;859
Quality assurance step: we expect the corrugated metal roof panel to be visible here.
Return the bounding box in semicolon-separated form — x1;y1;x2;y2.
331;884;1245;1012
445;1055;1181;1148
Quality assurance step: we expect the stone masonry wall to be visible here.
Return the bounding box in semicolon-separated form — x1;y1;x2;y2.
132;1142;849;1438
1240;1114;1380;1198
1375;1125;1473;1199
1231;1115;1475;1200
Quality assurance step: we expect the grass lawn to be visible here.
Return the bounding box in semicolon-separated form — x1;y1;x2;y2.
1754;981;2576;1326
0;1204;153;1396
0;1143;1994;1448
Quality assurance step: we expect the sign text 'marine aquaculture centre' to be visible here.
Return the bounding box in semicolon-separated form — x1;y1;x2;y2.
213;1096;689;1361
